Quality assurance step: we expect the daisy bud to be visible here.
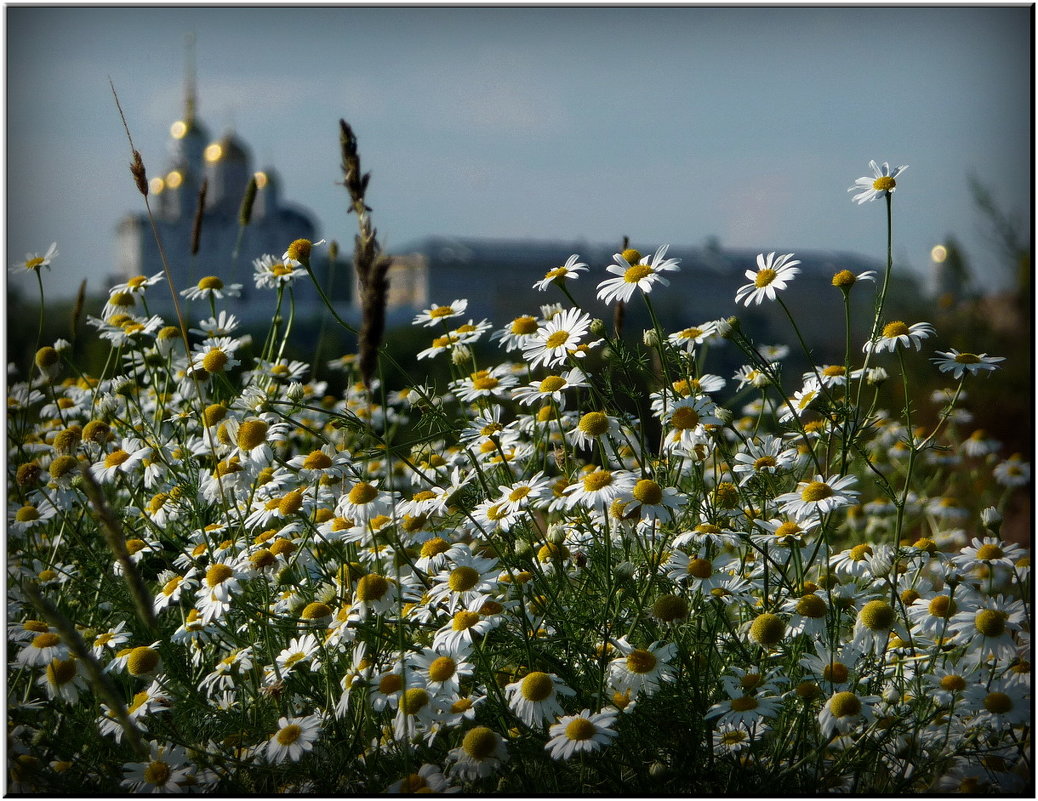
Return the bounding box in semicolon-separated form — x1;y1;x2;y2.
286;382;305;403
865;367;888;385
450;345;472;366
589;318;606;337
615;561;637;580
980;506;1003;534
546;523;566;545
643;329;660;347
714;407;733;425
716;317;737;338
831;269;857;289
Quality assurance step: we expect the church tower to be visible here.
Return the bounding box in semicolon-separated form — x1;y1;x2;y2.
114;35;320;318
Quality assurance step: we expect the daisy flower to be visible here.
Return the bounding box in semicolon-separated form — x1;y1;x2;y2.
848;160;907;204
668;320;718;353
596;245;681;305
446;726;509;781
961;677;1030;728
89;438;152;483
863;320;935;354
120;741;193;793
450;365;520;403
504;671;576;728
281;237;326;266
735;252;800;306
930;348;1006;379
607;639;677;698
706;686;783;728
533;253;588;291
407;648;475;698
953;536;1027;573
566;410;623;450
617;477;683;524
36;657;88;703
817;691;880;738
545;709;618;760
993;453;1030;487
831;268;877;289
563;466;636;510
179;275;243;301
492;314;541;352
253;254;307;289
10;242;58;274
851;599;909;656
510;367;588;408
386;763;458;794
522;307;595;370
776;474;858;521
413;299;468;327
266;714;321;763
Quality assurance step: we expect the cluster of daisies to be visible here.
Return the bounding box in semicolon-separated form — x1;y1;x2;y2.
6;163;1031;794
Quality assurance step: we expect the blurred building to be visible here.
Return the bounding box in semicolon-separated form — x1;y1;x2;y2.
377;236;919;350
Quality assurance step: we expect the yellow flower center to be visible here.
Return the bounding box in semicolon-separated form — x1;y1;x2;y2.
285;238;313;262
520;671;554;701
421;538;450;559
462;726;498;759
15;506;40;522
850;544;873;562
452;610;481;631
858;600;895;631
652;594;689;622
687;558;713;579
983;691;1012;714
730;695;758;712
626;649;657;674
754;268;777;288
975;609;1007;638
749;613;786;646
301;602;332;620
143;761;171;786
348;482;379;505
621;248;642;264
46;658;77;685
104;449;131;468
448;566;481;593
205;563;233;587
775;521;802;539
822;661;849;683
545;330;570;349
271;262;294;277
632;479;663;505
202;349;229;373
356;574;389;602
881;321;910;338
670;406;700;430
831;269;856;288
953;352;981;364
538;375;567;393
624;263;653;283
565;717;596;740
127;646;160;676
940;674;966;692
302;451;333;470
927;596;957;618
197;276;224;291
578;412;609;436
975;543;1004;560
402;687;429;715
796;594;827;618
276;724;302;745
236;419;269;451
582;470;614;492
830;691;862;718
278;490;304;516
800;481;834;503
872;176;896;191
428;656;457;683
510;316;538;335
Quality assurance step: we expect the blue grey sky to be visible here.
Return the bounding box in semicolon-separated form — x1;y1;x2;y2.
6;5;1032;300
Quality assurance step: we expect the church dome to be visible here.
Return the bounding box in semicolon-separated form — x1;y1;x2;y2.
204;132;250;166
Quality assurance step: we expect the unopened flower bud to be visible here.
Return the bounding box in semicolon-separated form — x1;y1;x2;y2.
615;561;636;580
286;382;305;403
980;506;1002;534
450;345;472;366
642;329;660;347
546;523;566;545
590;318;606;337
866;367;888;385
